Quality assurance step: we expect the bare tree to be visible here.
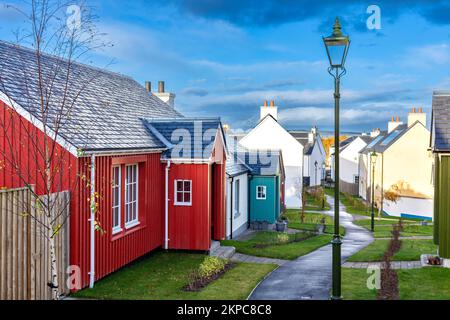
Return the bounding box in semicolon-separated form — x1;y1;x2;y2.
0;0;107;299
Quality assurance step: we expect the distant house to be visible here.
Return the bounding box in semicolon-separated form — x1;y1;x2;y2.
239;101;303;208
337;135;373;195
289;127;327;187
225;149;285;232
0;41;228;290
431;90;450;264
359;109;433;220
330;136;357;182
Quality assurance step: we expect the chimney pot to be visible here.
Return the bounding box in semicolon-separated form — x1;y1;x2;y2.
396;117;400;122
391;116;395;122
145;81;151;93
412;107;416;113
264;100;268;107
158;81;165;93
270;100;275;107
419;107;423;113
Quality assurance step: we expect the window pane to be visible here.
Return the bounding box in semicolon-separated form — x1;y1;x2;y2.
177;191;183;203
177;180;183;191
184;181;191;192
184;192;191;203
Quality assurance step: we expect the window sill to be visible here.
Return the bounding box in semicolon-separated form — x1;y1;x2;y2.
112;227;123;235
125;221;140;230
174;202;192;207
111;222;145;242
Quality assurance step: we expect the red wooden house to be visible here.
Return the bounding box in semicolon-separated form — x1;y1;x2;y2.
0;41;227;290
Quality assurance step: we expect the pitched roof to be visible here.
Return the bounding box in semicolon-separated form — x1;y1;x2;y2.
226;152;251;177
289;131;309;146
238;149;283;176
0;41;182;153
143;118;225;160
432;91;450;151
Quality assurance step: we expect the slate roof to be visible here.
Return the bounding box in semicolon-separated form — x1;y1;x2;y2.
226;153;251;177
143;118;225;160
237;149;283;176
289;131;309;146
0;41;182;152
432;91;450;151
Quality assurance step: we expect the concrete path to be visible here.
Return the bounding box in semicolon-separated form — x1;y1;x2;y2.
249;195;374;300
231;253;288;266
343;261;422;269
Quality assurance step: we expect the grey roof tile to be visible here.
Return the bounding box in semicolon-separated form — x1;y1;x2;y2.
0;41;182;151
432;91;450;151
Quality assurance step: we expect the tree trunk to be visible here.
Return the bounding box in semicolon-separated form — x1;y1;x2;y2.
48;220;60;300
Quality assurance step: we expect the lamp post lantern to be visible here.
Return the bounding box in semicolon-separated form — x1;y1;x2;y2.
323;17;350;300
370;151;378;232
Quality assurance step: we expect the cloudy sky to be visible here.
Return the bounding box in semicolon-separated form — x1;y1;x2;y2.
1;1;450;132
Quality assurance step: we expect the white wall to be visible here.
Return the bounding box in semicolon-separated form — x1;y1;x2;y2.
383;197;433;220
239;116;303;209
307;140;326;186
226;174;249;238
340;137;367;184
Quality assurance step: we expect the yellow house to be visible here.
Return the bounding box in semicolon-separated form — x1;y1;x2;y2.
359;108;433;219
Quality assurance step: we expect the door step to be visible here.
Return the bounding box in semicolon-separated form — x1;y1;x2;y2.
210;242;236;260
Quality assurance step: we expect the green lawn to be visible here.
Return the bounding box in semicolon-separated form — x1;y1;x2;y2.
283;210;345;236
72;252;276;300
355;219;433;238
324;188;369;216
222;231;332;260
347;239;438;262
343;267;450;300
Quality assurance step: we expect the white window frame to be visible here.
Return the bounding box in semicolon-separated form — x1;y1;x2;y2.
125;164;139;229
256;185;267;200
234;179;240;217
174;180;192;206
112;166;122;234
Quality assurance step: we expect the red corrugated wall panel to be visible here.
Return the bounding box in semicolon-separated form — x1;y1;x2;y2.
168;163;211;250
73;153;165;289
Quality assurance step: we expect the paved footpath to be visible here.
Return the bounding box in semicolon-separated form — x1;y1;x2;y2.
249;195;374;300
343;261;422;269
231;253;288;266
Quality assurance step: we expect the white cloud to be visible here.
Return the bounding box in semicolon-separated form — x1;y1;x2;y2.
403;43;450;67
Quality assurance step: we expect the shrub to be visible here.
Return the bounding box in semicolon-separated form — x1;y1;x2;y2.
275;233;290;244
198;257;226;279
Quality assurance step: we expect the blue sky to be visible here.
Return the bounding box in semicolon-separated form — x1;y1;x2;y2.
1;1;450;132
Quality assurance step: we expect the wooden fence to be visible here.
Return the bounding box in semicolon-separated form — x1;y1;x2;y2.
0;188;70;300
339;179;359;196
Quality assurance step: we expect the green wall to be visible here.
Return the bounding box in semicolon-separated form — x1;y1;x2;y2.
249;176;280;223
436;155;450;258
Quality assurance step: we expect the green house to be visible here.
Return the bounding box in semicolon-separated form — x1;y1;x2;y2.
240;150;285;224
431;91;450;262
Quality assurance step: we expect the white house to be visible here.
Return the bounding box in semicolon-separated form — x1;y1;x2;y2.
239;101;303;209
290;128;327;187
358;109;433;219
337;135;374;194
225;153;251;239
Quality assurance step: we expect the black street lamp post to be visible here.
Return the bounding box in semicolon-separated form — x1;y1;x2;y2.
323;17;350;300
370;151;378;232
314;161;318;187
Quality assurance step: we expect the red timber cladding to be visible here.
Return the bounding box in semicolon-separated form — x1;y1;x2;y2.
73;153;164;289
168;163;211;251
0;100;76;194
212;162;226;240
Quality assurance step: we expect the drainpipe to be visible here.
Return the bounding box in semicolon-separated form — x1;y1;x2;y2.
165;161;171;250
247;174;253;227
89;154;96;289
229;177;234;239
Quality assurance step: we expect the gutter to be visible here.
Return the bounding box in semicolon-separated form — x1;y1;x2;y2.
89;154;96;289
165;161;171;249
229;177;234;240
247;174;253;227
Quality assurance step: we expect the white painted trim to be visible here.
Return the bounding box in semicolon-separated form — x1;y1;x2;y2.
111;165;121;234
144;122;174;149
82;149;166;157
124;164;139;228
164;161;171;250
164;158;211;164
89;154;96;289
256;185;267;200
0;91;79;156
174;179;192;206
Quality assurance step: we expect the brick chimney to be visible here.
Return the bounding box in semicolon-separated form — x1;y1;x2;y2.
152;81;176;108
408;106;426;127
260;100;278;121
388;116;403;133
